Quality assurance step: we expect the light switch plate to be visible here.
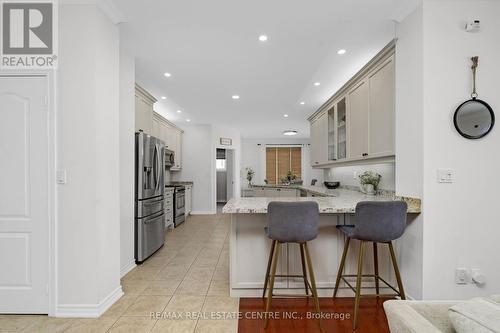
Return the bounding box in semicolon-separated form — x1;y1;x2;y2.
57;170;67;184
455;268;469;284
437;169;453;183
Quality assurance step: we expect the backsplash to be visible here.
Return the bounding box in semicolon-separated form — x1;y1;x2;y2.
323;163;395;191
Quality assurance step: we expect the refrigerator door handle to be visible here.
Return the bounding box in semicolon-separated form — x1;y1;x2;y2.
152;143;159;192
155;143;161;193
144;211;164;224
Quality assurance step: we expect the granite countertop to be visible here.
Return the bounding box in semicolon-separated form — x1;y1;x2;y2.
223;188;421;214
169;181;193;186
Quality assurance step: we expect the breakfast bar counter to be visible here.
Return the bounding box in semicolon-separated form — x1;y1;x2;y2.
223;188;421;214
223;189;420;297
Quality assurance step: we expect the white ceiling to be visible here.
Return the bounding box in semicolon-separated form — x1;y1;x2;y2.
115;0;419;138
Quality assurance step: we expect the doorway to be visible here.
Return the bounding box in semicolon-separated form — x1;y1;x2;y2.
0;75;51;313
216;148;235;204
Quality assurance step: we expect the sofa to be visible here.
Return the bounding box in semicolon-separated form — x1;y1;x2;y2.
384;296;500;333
384;300;458;333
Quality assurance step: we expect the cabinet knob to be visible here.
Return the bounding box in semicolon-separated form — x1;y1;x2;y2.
362;153;368;157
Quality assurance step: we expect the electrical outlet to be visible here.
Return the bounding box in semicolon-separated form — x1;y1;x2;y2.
57;170;67;184
437;169;453;183
455;268;469;284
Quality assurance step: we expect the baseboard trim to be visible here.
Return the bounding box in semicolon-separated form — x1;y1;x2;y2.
55;286;123;318
120;260;136;278
190;211;216;215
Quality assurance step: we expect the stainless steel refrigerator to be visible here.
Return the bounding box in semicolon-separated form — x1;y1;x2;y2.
135;131;165;263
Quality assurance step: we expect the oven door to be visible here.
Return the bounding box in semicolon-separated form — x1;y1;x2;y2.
175;190;185;217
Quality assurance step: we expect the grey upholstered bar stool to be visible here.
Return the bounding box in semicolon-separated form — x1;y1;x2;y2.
333;201;408;330
262;201;321;329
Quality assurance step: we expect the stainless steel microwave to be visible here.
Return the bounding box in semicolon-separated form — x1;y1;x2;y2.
165;149;175;168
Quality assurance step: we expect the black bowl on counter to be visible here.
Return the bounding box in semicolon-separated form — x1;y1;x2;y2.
324;181;340;189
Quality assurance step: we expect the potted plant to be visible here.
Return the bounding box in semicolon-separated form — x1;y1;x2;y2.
281;171;297;185
359;171;381;195
245;167;255;187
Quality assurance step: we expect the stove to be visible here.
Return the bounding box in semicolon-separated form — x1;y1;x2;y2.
165;184;185;227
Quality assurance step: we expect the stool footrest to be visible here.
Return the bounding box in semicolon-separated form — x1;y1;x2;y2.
271;293;316;298
339;274;401;297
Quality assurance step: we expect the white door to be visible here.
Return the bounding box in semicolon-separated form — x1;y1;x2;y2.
0;75;49;313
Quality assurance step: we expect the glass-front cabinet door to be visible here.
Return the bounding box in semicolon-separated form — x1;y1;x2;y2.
327;106;336;161
336;97;347;160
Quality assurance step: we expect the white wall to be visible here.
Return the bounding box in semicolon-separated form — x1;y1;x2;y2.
324;163;395;191
171;124;242;214
241;138;323;187
57;3;122;314
119;39;136;277
172;125;214;214
420;0;500;300
212;126;241;211
395;4;424;300
396;0;500;300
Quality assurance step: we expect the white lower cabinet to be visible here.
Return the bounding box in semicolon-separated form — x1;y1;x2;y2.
251;187;299;197
164;189;174;229
185;185;192;216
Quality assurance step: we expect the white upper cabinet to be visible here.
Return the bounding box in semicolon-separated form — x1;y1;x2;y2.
136;84;184;171
368;56;395;157
307;42;395;167
310;111;328;166
151;113;184;171
135;84;156;134
347;79;369;159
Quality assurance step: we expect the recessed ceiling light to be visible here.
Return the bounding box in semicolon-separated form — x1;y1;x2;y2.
186;119;191;122
283;130;298;136
314;82;321;86
164;72;171;77
300;101;305;105
161;96;166;100
284;114;289;118
337;49;346;55
258;35;268;42
176;110;182;113
232;95;240;100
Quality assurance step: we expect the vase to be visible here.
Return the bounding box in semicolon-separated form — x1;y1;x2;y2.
362;184;376;195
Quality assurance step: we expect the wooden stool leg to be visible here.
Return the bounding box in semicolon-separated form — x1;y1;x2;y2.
299;243;309;295
353;240;366;330
303;242;322;331
333;237;350;298
262;240;276;298
388;241;406;300
373;242;379;297
263;241;280;328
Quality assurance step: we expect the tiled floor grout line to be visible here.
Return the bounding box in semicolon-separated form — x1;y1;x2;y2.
3;212;235;333
193;216;226;333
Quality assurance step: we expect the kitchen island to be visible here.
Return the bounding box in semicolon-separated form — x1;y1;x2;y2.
223;188;420;297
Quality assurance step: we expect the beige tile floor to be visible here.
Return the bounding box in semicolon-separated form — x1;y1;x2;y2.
0;210;238;333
